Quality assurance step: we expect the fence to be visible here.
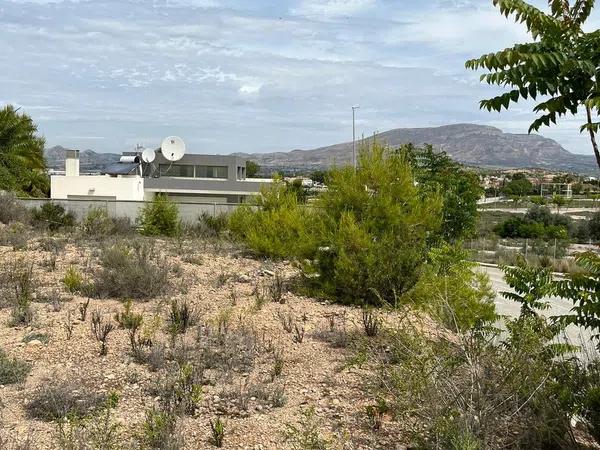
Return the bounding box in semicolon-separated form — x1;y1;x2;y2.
18;198;244;224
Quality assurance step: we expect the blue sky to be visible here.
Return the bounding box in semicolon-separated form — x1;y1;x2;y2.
2;0;599;155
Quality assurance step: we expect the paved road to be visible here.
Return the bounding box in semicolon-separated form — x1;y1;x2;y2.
480;207;598;215
477;265;591;346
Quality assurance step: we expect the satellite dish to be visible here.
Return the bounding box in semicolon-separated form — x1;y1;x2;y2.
161;136;186;162
141;147;156;163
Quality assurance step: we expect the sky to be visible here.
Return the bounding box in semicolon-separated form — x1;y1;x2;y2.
2;0;600;155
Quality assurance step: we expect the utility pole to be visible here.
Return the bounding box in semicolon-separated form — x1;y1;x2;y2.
352;105;360;169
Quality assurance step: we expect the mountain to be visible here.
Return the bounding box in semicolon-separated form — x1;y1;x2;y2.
236;124;599;174
44;146;120;171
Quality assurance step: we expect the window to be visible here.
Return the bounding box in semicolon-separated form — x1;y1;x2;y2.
195;165;228;178
159;164;194;177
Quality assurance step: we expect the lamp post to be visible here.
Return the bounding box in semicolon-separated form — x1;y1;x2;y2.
352;105;360;169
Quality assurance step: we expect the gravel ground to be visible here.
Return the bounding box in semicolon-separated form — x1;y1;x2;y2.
0;234;406;450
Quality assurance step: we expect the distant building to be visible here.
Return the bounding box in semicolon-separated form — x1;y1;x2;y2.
51;148;270;203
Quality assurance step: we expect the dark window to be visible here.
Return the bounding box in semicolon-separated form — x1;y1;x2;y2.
195;165;228;178
159;164;194;177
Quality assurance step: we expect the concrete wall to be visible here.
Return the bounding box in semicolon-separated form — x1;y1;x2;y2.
19;198;244;224
51;175;145;201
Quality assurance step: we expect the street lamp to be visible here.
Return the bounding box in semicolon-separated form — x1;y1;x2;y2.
352;105;360;169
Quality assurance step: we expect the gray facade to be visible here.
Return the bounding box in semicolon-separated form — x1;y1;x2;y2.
141;151;266;203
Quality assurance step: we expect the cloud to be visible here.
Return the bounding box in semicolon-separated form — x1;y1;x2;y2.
291;0;376;18
1;0;599;155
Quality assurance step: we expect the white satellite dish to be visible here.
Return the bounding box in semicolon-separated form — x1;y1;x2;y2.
161;136;186;162
141;147;156;163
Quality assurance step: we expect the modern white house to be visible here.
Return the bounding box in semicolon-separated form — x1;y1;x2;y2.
50;147;270;203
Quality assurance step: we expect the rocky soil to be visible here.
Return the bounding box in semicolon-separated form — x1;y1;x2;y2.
0;234;405;449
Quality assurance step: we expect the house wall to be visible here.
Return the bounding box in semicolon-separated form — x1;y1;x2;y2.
51;175;145;201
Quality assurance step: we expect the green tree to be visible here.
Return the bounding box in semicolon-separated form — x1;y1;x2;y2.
502;177;533;197
403;144;483;241
0;105;48;196
551;193;567;212
246;161;260;178
465;0;600;169
309;170;328;184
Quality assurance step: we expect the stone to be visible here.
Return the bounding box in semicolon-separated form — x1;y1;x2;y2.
27;339;43;347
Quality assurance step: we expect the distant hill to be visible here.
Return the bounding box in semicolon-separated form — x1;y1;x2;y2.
44;146;120;171
236;124;599;175
45;124;600;175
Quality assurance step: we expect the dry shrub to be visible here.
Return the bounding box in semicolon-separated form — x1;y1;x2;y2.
26;379;107;421
93;241;169;300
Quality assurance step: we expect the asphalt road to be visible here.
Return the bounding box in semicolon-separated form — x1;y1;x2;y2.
477;265;592;347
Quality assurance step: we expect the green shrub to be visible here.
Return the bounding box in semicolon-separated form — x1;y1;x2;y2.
283;407;330;450
308;144;442;304
231;143;442;306
62;266;83;293
0;222;30;250
93;242;169;299
209;417;225;447
32;202;75;231
229;181;317;259
408;244;496;331
138;195;181;237
0;349;31;384
141;407;182;449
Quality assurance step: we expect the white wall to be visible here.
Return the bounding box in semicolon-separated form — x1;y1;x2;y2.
51;175;145;201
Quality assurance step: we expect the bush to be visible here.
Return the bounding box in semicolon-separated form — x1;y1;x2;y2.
26;379;107;421
232;143;443;306
308;144;442;304
0;192;30;224
197;212;228;237
93;242;169;299
141;407;183;449
32;202;75;231
229;182;317;259
1;260;35;326
0;349;31;384
138;195;180;237
361;315;579;449
408;244;496;331
62;266;83;293
81;207;132;237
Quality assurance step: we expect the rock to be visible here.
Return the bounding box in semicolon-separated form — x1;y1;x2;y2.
332;399;341;406
238;274;252;283
27;339;43;347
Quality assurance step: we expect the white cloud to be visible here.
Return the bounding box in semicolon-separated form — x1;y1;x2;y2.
291;0;376;18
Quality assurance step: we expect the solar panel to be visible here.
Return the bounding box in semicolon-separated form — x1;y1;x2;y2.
103;163;140;175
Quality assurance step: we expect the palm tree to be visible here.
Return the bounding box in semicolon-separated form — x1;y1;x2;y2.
0;105;48;196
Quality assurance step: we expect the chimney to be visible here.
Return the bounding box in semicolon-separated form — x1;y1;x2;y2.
65;150;79;177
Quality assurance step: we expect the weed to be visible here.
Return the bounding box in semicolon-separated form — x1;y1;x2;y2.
78;298;90;321
365;399;388;431
283;407;330;450
252;283;268;310
277;310;294;333
155;362;203;416
6;261;35;326
209;417;226;447
268;271;286;303
271;353;284;380
91;310;115;356
62;266;83;293
114;300;144;352
167;300;196;336
64;311;74;340
362;309;380;337
0;192;30;225
0;349;31;384
293;323;305;344
140;407;183;450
